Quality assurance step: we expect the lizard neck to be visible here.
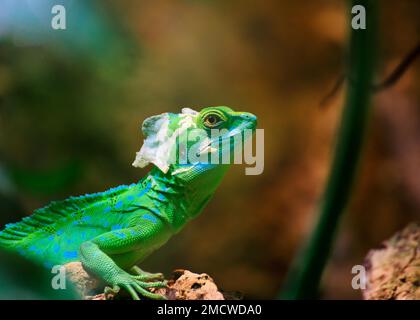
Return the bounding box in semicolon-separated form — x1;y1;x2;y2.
144;164;229;231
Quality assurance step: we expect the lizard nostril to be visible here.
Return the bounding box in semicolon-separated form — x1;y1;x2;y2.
240;113;257;122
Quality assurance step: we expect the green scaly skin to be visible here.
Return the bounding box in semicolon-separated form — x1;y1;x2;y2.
0;106;257;300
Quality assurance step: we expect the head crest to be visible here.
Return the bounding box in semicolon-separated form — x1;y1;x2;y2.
132;109;198;173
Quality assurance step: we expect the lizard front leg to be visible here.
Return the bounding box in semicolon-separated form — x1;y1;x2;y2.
79;220;171;300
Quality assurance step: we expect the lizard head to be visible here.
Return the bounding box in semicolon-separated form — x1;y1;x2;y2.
132;106;257;175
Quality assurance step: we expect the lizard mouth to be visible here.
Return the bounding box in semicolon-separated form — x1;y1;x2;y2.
197;120;256;156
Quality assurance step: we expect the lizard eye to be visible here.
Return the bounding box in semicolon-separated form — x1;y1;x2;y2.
203;113;223;128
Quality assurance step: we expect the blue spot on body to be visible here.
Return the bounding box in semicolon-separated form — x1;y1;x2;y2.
142;214;158;224
64;251;78;259
127;195;134;201
48;235;54;241
57;230;64;236
29;245;42;255
81;216;91;222
115;201;123;209
104;206;112;213
148;207;161;217
137;182;151;198
114;232;127;239
111;224;122;231
53;244;60;253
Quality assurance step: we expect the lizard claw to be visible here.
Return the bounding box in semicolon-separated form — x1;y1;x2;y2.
131;266;165;281
111;270;168;300
104;285;121;299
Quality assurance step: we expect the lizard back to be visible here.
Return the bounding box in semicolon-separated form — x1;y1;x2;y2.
0;182;152;267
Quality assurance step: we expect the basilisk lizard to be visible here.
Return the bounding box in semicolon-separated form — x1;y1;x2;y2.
0;106;257;299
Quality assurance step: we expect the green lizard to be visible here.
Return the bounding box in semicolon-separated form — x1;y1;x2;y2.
0;106;257;300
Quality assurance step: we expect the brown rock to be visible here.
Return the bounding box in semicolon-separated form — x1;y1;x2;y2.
363;223;420;300
63;263;225;300
154;270;225;300
64;262;101;298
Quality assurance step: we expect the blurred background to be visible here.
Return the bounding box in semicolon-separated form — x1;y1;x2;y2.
0;0;419;299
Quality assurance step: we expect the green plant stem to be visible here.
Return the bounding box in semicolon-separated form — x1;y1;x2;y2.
280;0;378;299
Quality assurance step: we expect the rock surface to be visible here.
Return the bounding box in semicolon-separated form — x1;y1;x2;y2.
63;263;225;300
153;269;225;300
64;262;101;297
363;223;420;300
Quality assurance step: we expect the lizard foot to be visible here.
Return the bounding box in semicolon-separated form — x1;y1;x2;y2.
107;270;168;300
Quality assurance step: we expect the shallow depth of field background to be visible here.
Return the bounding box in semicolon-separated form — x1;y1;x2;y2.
0;0;419;299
